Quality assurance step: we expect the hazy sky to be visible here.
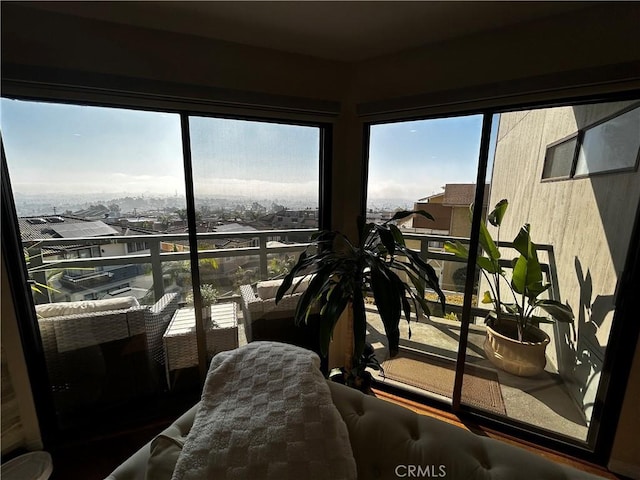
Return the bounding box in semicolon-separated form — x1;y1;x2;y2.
2;98;491;206
368;115;486;207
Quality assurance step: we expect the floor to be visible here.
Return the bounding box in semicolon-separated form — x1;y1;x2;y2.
365;306;590;441
48;420;170;480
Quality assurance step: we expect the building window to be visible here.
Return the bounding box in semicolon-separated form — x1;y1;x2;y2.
542;135;577;180
542;104;640;181
574;106;640;177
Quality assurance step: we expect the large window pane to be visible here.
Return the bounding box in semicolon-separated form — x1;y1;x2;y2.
188;116;321;354
367;100;639;446
1;99;193;433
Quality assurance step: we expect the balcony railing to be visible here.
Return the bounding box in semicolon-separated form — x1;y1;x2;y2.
24;228;560;322
25;228;318;304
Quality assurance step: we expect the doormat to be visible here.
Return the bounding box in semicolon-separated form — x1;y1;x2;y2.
381;349;507;415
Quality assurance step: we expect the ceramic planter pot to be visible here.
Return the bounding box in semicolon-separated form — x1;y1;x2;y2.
483;314;550;377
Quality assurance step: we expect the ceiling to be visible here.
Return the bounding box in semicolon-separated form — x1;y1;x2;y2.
21;1;592;62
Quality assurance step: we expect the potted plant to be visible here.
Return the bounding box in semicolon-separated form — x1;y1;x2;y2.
329;342;383;394
186;283;219;325
276;211;446;391
444;199;574;376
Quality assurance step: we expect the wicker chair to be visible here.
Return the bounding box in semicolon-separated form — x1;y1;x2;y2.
240;280;320;353
38;292;180;413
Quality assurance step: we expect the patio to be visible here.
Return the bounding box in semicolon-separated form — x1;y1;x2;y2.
364;306;589;441
231;300;587;441
26;228;589;443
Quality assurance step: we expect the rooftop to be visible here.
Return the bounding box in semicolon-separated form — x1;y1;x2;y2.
18;215;115;241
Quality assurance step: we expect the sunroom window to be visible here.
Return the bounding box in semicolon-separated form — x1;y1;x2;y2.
1;97;326;438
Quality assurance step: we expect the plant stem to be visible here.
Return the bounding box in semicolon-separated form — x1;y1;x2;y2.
495;224;502;323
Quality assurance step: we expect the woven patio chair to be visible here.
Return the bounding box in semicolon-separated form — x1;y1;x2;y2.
240;278;320;351
38;292;180;412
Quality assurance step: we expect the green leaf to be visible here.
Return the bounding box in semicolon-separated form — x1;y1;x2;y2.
378;227;396;256
504;303;521;315
512;224;533;258
388;210;434;223
478;218;500;262
511;255;528;294
532;315;555;324
444;241;469;260
411;293;432;319
388;269;412;324
526;281;550;299
396;248;445;314
477;256;500;274
388;224;406;247
488;199;508;227
510;225;544;300
481;291;493;304
535;299;575;323
275;250;318;303
275;253;304;302
318;280;349;357
293;267;332;324
370;266;401;356
393;262;425;301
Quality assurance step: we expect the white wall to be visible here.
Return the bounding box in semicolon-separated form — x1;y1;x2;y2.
1;257;43;452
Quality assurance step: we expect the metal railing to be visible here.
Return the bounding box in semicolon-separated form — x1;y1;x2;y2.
25;228;560;319
25;228;317;304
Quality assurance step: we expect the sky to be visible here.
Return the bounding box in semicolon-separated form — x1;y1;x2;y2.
1;98;495;208
367;115;491;208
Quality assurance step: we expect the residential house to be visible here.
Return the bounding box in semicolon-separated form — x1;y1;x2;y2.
271;209;319;229
19;215;150;303
408;184;489;290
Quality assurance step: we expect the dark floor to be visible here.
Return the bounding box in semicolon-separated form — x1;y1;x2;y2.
49;420;170;480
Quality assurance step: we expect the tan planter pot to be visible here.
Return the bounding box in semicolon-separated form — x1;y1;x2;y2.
483;318;550;377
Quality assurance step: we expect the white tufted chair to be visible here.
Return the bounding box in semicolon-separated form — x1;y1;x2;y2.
107;381;605;480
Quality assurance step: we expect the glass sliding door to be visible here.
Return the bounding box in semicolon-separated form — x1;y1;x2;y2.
462;100;640;444
1;99;193;434
365;98;640;450
365;114;484;401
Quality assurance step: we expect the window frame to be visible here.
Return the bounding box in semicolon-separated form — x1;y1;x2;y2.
572;103;640;179
361;93;640;465
1;95;333;446
540;102;640;183
541;132;579;182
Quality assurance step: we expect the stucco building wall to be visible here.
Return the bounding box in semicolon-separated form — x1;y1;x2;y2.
488;100;640;423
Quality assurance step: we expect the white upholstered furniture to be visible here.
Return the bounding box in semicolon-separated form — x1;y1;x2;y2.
106;344;606;480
